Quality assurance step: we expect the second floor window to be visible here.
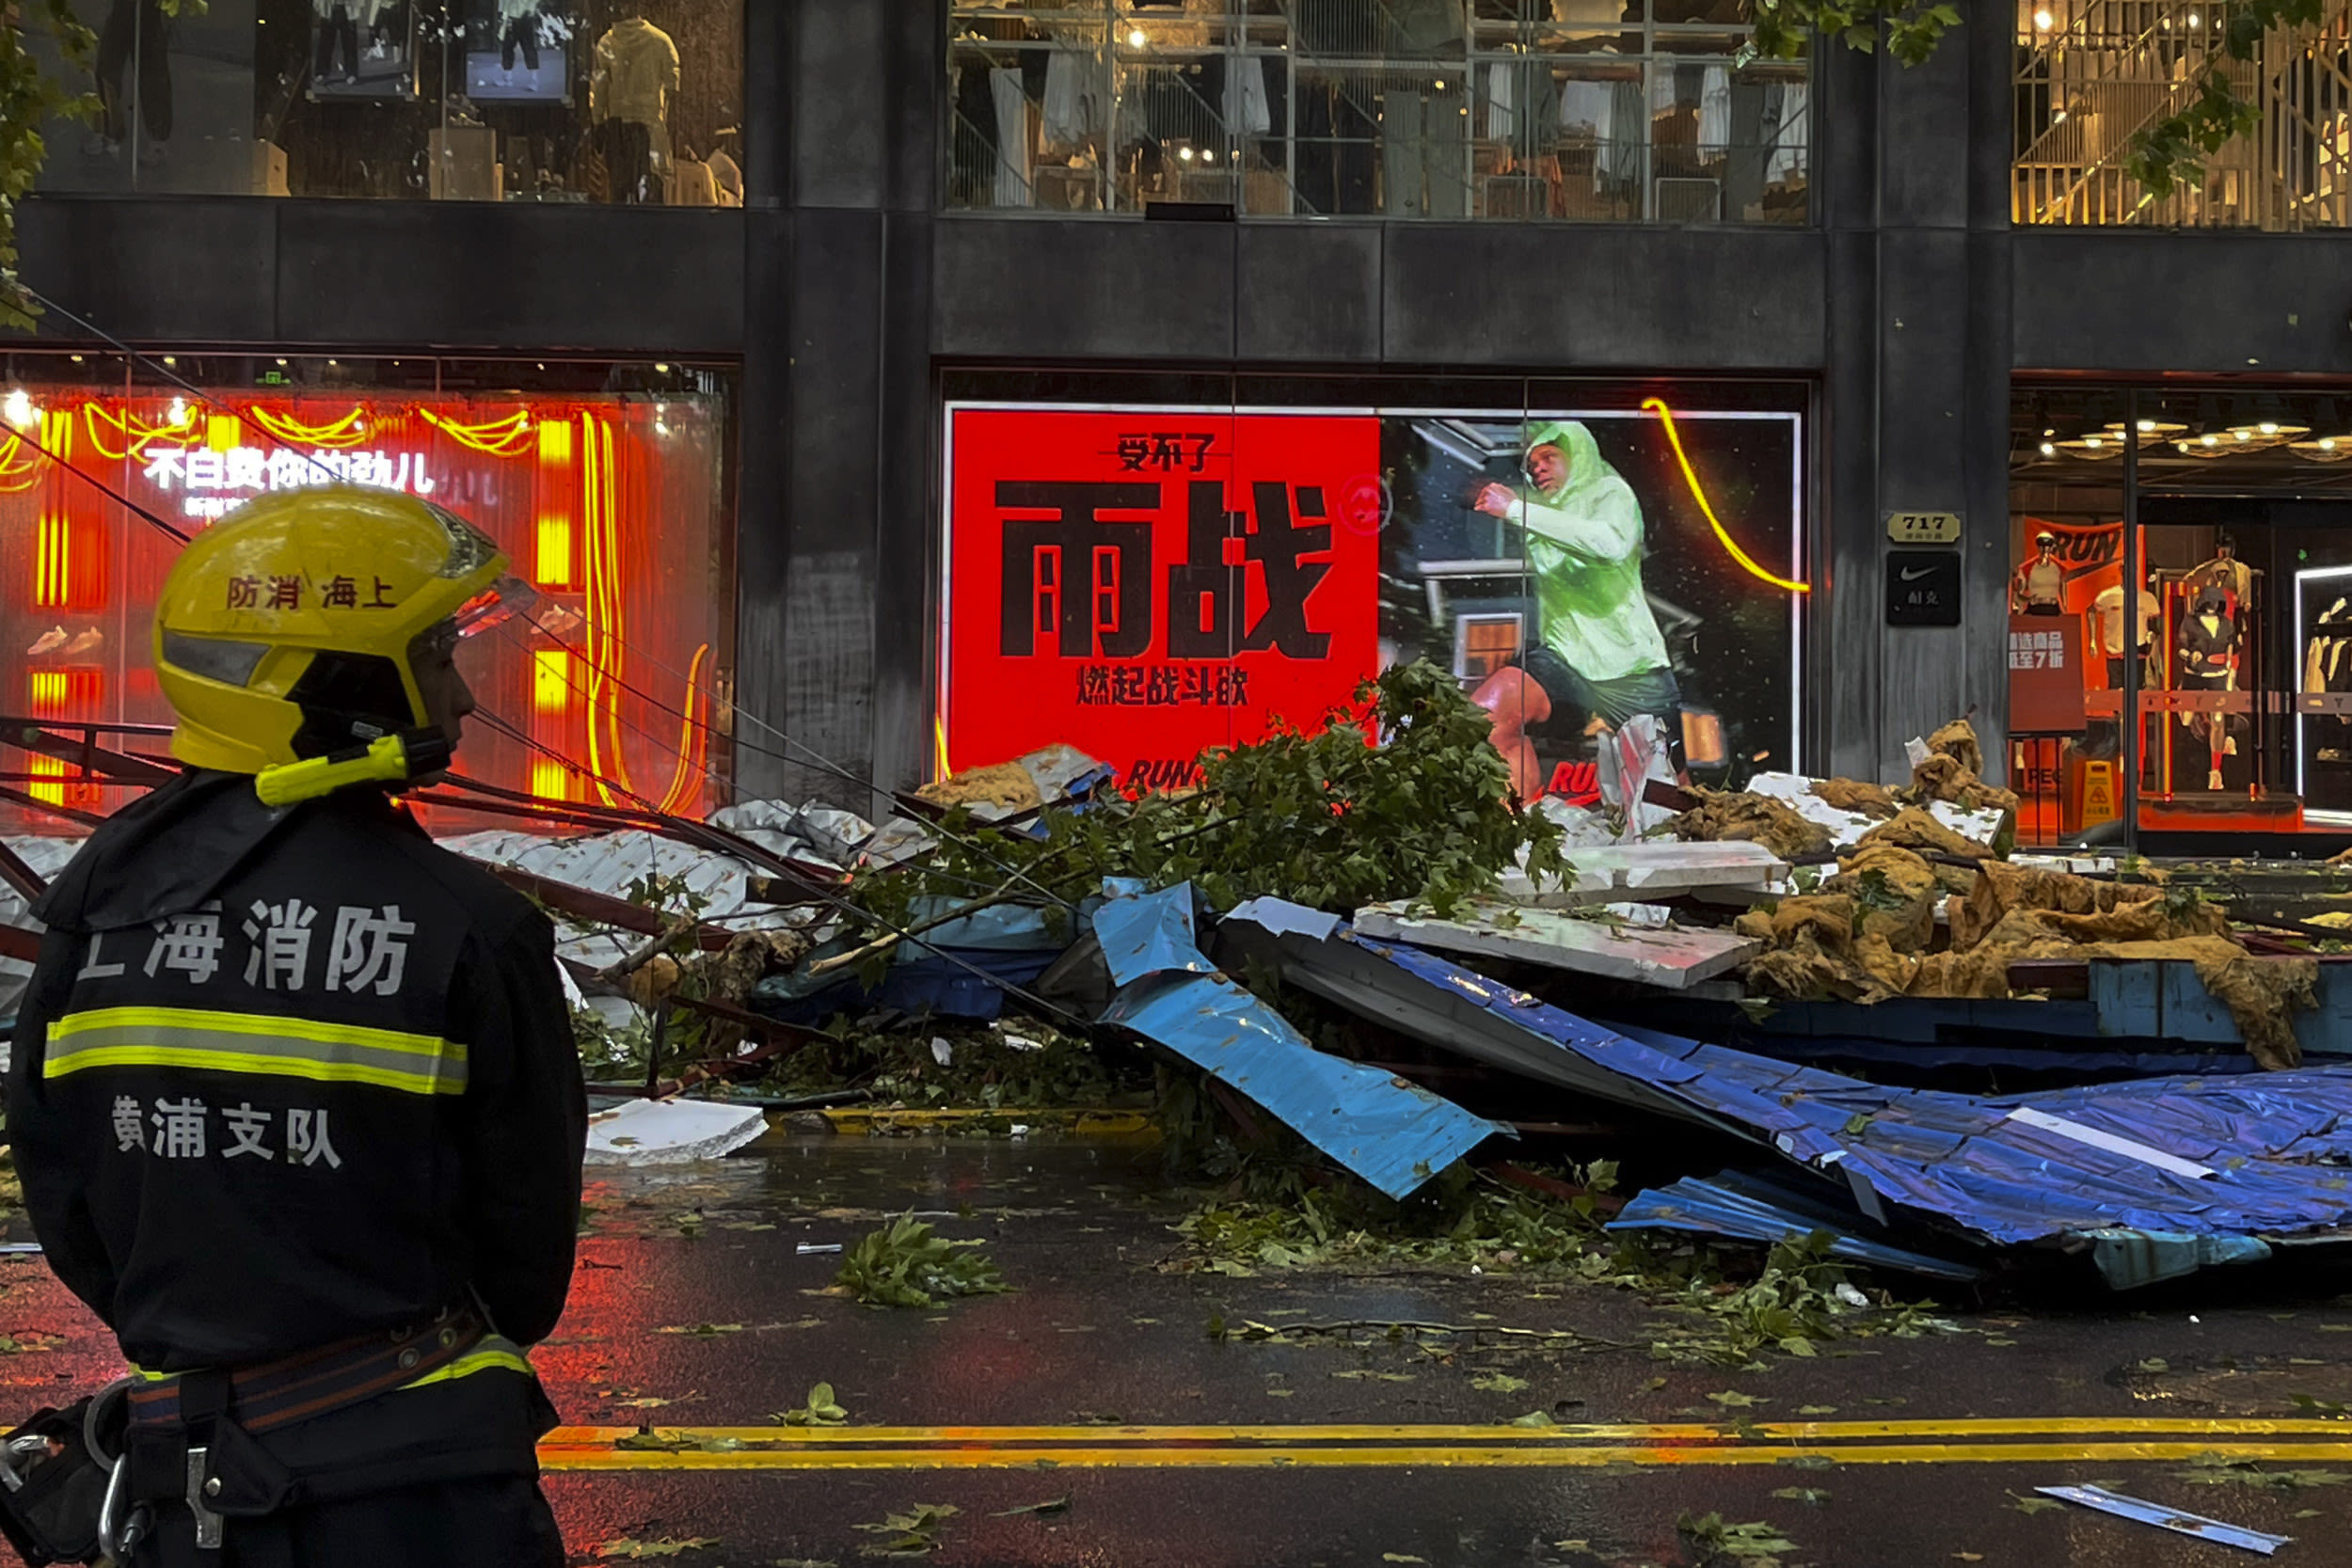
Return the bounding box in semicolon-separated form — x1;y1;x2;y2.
35;0;744;205
947;1;1811;223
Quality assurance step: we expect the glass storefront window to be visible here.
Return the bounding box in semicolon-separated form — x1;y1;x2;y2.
0;353;733;832
936;372;1808;799
31;2;743;203
946;1;1809;222
2015;0;2352;230
2010;385;2352;848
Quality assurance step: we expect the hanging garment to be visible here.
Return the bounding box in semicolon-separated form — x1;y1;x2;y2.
1486;60;1516;141
990;66;1032;205
1559;78;1613;133
1042;43;1098;149
1225;55;1272;135
1766;82;1809;182
1698;63;1731;151
1648;60;1677;119
1604;79;1645;184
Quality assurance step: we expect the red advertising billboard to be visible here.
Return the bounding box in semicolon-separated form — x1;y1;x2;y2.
944;400;1805;796
944;409;1382;789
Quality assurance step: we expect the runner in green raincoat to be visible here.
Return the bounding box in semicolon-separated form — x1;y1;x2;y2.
1469;420;1682;800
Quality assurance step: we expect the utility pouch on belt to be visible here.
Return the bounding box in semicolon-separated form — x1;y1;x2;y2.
0;1399;109;1566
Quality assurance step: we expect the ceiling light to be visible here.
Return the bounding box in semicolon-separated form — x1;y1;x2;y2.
1201;149;1216;163
1179;146;1194;161
167;397;186;424
1127;25;1146;46
4;389;34;432
2189;10;2201;23
2053;108;2068;123
2040;440;2057;456
2034;8;2054;26
654;362;670;373
2235;429;2253;440
162;356;176;366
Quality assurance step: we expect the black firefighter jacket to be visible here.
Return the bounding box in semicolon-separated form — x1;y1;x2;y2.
6;771;585;1465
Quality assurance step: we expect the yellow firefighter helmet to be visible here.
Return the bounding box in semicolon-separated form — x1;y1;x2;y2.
152;487;532;778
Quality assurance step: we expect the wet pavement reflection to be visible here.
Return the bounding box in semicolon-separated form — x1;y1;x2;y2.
8;1132;2352;1564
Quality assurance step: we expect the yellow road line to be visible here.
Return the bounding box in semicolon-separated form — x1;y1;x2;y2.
540;1439;2352;1473
544;1417;2352;1447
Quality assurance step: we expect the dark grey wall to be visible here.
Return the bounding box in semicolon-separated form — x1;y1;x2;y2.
22;0;2348;807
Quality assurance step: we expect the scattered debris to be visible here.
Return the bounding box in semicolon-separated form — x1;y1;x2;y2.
584;1099;768;1165
838;1213;1008;1309
2035;1484;2293;1555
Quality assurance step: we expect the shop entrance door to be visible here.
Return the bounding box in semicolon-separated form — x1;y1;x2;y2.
2134;498;2352;845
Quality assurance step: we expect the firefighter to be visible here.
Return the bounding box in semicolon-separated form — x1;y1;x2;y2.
5;488;585;1565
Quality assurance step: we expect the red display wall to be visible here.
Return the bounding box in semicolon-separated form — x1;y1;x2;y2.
0;389;729;828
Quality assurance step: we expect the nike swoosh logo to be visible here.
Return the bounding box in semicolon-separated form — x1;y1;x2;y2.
1899;566;1939;581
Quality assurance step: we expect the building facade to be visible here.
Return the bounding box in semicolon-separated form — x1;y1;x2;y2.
12;0;2352;848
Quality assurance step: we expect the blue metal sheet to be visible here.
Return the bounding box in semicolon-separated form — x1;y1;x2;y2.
1095;891;1505;1200
1341;933;2352;1259
1093;881;1215;988
1607;1174;1983;1280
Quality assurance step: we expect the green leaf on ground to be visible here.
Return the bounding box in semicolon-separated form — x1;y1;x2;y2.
1677;1512;1797;1560
839;1214;1008;1310
1795;1405;1838;1416
1708;1390;1769;1408
654;1323;744;1337
989;1495;1071;1518
2007;1493;2065;1515
773;1381;850;1427
1470;1372;1531;1394
1770;1486;1831;1504
852;1503;959;1557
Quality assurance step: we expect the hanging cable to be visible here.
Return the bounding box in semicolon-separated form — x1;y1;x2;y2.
2;282;1075;905
465;703;1094;1030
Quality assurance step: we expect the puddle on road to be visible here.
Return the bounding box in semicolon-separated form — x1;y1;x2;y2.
580;1133;1178;1238
2117;1354;2352;1415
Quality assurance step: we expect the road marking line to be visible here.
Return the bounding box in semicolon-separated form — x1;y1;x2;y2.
544;1418;2352;1447
539;1439;2352;1473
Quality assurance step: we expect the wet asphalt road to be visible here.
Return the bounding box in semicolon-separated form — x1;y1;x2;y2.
10;1132;2352;1566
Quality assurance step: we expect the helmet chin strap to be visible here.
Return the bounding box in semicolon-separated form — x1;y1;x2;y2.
252;728;453;808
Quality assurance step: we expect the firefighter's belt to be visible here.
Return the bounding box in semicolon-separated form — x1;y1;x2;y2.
126;1304;488;1438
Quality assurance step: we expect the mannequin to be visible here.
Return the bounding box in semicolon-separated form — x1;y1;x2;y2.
2011;530;2065;614
2185;531;2255;616
2090;579;2158;689
2177;586;2241;791
590;15;682;204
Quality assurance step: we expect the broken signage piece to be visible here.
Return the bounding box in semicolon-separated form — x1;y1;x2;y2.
1498;841;1790;910
1094;884;1504;1199
584;1098;769;1165
2033;1485;2292;1555
1224;919;2352;1278
1352;901;1757;990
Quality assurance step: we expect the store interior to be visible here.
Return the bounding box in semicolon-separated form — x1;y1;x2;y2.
2010;385;2352;852
32;0;743;203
